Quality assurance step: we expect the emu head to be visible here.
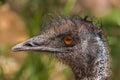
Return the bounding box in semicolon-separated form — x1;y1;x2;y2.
12;17;103;66
12;17;111;79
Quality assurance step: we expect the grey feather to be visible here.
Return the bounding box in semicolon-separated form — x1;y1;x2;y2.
12;16;111;80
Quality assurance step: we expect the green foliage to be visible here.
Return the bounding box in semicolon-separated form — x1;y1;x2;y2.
102;9;120;27
63;0;76;15
0;0;120;80
0;0;5;4
0;66;5;80
14;0;120;80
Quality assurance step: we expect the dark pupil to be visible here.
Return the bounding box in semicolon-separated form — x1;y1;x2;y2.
66;38;71;41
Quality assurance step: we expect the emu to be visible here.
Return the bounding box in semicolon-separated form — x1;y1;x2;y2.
12;16;111;80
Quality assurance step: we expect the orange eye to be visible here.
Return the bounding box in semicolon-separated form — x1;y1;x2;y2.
63;36;74;45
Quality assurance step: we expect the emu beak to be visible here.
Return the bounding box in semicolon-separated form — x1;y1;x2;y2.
12;35;70;53
12;35;46;52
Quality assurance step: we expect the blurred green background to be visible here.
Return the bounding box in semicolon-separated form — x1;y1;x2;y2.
0;0;120;80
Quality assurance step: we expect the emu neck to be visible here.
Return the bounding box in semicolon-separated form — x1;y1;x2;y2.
72;36;111;80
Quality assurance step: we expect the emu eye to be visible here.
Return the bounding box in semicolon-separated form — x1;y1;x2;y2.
63;36;74;45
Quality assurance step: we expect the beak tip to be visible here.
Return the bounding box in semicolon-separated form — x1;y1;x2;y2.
12;46;19;52
12;43;24;52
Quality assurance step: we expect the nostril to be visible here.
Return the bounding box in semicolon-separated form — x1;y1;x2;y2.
33;42;43;46
24;43;33;47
